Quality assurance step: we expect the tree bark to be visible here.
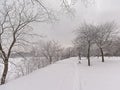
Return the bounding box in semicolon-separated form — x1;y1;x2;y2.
49;56;52;64
78;52;81;60
87;42;91;66
100;47;104;62
1;59;8;85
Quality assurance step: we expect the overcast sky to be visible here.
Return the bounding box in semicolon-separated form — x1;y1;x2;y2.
32;0;120;47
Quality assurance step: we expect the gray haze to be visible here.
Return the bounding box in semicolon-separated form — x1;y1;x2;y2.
32;0;120;47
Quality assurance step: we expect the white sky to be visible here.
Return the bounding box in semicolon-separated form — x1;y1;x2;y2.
32;0;120;47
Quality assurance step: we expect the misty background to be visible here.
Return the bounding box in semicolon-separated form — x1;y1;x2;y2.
32;0;120;47
0;0;120;85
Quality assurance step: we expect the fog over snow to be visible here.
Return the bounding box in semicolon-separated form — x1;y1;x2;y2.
31;0;120;47
0;0;120;88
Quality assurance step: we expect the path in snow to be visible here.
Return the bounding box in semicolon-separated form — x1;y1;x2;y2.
73;63;81;90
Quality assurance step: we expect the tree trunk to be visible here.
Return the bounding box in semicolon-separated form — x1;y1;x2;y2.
49;56;52;64
1;59;8;85
87;42;91;66
100;47;104;62
78;52;81;64
78;52;81;60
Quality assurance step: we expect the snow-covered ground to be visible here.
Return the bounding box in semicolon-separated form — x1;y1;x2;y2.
1;57;120;90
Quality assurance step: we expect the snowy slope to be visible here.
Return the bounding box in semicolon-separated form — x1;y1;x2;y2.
0;57;79;90
1;57;120;90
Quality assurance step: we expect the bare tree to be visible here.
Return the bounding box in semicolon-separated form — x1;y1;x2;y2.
40;41;63;64
61;0;95;12
0;0;50;84
94;22;117;62
73;37;87;60
75;23;96;66
109;37;120;56
32;0;94;17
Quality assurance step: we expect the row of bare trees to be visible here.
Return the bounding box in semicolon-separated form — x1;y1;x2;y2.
0;40;73;83
34;41;64;64
0;0;97;85
0;0;89;85
74;22;118;66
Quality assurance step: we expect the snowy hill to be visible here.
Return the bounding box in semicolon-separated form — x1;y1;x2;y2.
1;57;120;90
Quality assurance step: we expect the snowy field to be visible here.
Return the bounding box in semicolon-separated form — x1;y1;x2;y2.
0;57;120;90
